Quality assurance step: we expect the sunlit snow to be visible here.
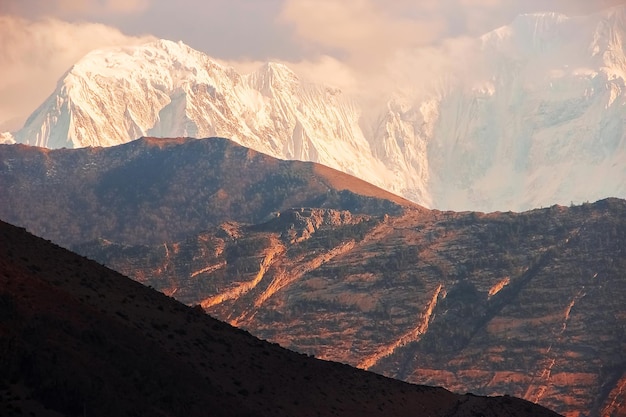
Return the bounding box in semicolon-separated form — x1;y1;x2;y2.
5;7;626;212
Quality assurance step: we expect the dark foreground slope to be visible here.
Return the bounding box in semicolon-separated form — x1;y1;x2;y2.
0;137;411;247
0;220;562;417
79;199;626;417
2;138;624;416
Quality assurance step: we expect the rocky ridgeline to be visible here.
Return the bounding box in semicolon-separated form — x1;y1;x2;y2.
256;208;369;243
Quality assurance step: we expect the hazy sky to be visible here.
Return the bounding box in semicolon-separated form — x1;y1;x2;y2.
0;0;624;130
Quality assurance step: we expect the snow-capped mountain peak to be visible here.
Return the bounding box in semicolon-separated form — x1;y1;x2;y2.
6;7;626;212
10;39;397;196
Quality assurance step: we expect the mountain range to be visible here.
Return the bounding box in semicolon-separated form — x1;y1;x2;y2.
2;4;626;417
2;137;624;417
3;6;626;212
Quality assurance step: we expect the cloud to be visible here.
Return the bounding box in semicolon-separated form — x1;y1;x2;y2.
0;16;154;131
101;0;150;14
278;0;447;67
275;0;625;109
279;0;626;58
0;0;150;17
1;0;623;131
275;0;496;109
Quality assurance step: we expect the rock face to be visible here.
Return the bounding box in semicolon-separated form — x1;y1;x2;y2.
5;7;626;211
76;198;626;417
1;219;566;417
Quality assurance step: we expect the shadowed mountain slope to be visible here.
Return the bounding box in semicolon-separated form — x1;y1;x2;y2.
0;219;562;417
2;137;624;416
79;199;626;417
0;136;411;247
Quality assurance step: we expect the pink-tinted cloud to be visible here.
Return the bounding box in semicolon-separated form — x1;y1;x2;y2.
275;0;625;102
279;0;446;65
0;16;154;130
0;0;150;17
1;0;624;129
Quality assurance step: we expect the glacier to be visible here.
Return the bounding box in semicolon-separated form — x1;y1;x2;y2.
5;6;626;212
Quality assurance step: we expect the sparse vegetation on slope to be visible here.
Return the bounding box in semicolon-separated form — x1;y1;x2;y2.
0;220;562;417
0;137;408;247
2;137;623;416
79;200;626;417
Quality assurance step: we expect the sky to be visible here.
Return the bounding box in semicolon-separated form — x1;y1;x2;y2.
0;0;624;131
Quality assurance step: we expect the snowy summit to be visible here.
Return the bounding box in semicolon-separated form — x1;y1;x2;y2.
5;6;626;212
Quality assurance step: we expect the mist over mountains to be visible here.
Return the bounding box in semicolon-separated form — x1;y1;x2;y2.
4;6;626;212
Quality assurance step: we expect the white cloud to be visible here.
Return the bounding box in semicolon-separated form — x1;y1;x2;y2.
275;0;496;109
279;0;447;66
1;0;623;131
0;16;154;131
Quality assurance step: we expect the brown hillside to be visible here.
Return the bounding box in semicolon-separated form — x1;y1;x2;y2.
312;163;416;207
0;220;562;417
79;199;626;417
2;137;623;416
0;137;412;247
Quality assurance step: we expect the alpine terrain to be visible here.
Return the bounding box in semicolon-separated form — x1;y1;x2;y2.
3;6;626;211
1;218;565;417
1;137;624;417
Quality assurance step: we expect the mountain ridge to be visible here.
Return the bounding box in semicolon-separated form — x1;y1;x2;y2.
0;136;413;247
1;135;622;416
